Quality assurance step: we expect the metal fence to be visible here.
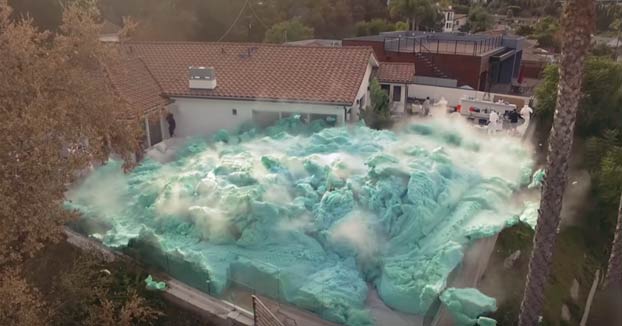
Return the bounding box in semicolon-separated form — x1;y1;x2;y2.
252;295;287;326
384;34;504;55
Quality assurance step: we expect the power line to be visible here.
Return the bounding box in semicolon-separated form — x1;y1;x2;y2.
217;0;249;42
248;1;270;29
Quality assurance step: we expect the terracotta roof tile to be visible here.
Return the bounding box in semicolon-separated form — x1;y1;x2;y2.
377;62;416;84
121;42;375;105
107;58;170;117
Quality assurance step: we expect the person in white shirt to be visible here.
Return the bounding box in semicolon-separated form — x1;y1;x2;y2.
520;105;533;122
488;110;500;135
517;105;534;137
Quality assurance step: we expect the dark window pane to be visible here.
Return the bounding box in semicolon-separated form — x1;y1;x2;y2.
393;85;402;102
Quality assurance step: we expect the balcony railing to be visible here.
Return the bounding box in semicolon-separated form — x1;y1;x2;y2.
383;33;504;56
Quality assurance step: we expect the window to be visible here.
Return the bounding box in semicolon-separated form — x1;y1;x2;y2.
393;85;402;102
232;109;237;116
380;84;390;95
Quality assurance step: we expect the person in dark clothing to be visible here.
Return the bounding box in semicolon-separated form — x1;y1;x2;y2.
508;109;519;134
166;112;176;137
508;109;519;123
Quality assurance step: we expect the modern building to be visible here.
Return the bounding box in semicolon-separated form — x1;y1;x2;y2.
108;42;379;147
343;31;524;92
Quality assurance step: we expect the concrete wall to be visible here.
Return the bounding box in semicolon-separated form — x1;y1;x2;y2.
407;83;530;108
166;98;346;138
414;76;458;88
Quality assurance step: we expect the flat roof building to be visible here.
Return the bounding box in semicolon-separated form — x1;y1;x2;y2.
344;31;524;91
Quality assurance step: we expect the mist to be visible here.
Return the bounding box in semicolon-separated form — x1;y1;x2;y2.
67;113;538;325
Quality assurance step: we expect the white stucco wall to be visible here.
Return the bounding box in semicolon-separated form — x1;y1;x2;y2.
351;63;373;121
408;83;529;108
166;97;346;138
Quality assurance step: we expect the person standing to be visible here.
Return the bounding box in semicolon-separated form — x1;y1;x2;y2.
508;108;519;135
518;104;534;137
520;104;533;122
166;112;176;137
488;110;500;135
423;97;431;116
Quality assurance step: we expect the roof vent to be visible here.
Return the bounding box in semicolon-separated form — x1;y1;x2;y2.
189;66;216;90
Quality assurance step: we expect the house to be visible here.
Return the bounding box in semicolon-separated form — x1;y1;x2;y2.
441;8;468;33
106;58;172;147
442;9;456;33
376;62;416;113
343;31;524;92
109;42;378;147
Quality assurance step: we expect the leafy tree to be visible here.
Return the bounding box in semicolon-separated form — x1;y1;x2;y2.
596;4;622;32
7;0;63;31
395;21;409;31
591;42;615;57
363;78;391;128
99;0;199;41
531;16;561;51
0;268;49;326
515;24;534;36
264;18;313;43
0;1;140;266
534;57;622;139
355;18;394;36
48;251;162;326
389;0;438;31
466;6;494;33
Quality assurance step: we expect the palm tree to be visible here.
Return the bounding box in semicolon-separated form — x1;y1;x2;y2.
388;0;437;31
518;0;596;325
604;192;622;287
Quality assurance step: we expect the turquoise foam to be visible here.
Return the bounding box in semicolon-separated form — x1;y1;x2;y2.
440;287;497;325
66;117;534;325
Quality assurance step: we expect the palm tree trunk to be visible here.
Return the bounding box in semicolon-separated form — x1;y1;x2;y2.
604;192;622;288
518;0;595;325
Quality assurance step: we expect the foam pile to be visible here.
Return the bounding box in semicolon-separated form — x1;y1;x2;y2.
440;288;497;325
66;116;535;325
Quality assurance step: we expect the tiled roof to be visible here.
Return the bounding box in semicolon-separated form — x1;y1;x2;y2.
121;42;376;105
106;58;170;117
377;62;416;84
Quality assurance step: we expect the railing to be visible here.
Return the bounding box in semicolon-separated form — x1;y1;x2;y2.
384;34;504;56
253;295;287;326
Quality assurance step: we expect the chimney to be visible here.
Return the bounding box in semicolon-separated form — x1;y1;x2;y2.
189;66;217;90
